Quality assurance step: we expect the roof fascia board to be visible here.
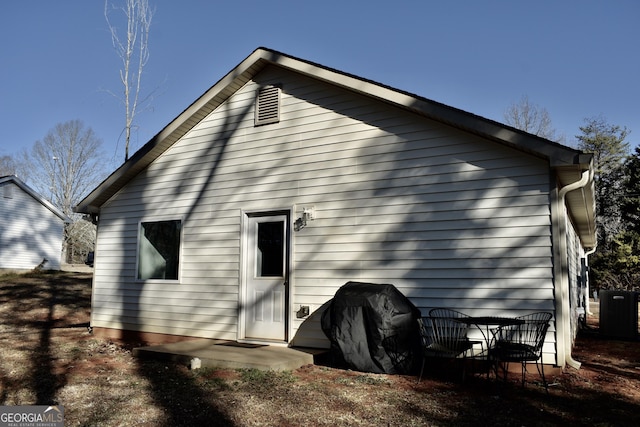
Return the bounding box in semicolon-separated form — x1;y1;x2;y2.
75;50;272;214
1;175;70;222
144;48;273;150
75;47;590;213
263;50;585;169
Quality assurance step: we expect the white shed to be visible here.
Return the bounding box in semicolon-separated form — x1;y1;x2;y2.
1;175;69;271
75;48;596;369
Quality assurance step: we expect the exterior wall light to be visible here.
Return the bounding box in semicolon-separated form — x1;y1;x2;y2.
294;206;316;231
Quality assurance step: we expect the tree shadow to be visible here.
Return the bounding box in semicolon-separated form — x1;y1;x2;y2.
30;276;58;404
115;68;268;424
136;360;234;426
0;271;91;405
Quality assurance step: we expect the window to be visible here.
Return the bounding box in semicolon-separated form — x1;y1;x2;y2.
256;221;285;277
254;85;281;126
137;219;181;280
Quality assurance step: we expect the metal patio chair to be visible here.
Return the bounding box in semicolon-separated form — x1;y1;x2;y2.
416;309;478;383
490;312;553;391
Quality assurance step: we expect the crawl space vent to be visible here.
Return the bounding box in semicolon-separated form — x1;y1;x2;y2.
255;85;281;126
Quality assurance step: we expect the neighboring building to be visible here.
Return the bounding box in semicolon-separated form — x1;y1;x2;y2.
1;175;69;271
75;48;596;368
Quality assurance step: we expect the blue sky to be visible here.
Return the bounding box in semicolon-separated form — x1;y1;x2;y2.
1;1;638;171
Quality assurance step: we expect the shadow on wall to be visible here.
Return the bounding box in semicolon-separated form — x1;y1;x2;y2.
291;300;331;348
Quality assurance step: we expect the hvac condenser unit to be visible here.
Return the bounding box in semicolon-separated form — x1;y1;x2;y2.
599;290;639;340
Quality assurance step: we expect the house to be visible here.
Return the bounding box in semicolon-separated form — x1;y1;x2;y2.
1;175;69;271
75;48;596;369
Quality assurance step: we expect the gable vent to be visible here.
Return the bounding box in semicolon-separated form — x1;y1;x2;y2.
255;85;281;126
3;185;12;199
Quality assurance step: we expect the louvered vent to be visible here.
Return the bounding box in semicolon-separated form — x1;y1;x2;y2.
3;184;12;199
255;85;281;126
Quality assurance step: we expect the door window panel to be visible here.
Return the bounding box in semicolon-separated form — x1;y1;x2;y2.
256;221;284;277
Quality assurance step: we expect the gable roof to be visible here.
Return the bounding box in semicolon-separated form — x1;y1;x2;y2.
1;175;70;222
74;47;596;247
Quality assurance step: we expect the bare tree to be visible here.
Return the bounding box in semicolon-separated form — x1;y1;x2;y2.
105;0;154;162
18;120;107;218
16;120;108;264
0;155;17;176
65;218;97;265
504;95;562;142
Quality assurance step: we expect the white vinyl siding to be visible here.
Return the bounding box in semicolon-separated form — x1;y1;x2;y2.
91;65;554;348
0;180;65;270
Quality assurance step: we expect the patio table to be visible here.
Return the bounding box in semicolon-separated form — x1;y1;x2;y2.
453;316;525;377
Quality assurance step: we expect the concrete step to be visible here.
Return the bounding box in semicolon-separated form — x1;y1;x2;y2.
133;339;324;371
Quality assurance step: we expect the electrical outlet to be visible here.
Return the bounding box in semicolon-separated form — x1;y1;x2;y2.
296;305;310;318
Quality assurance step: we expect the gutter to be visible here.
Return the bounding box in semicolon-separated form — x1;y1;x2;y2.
557;168;593;370
558;168;592;202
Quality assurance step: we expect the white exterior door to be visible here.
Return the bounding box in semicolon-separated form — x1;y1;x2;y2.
244;214;288;341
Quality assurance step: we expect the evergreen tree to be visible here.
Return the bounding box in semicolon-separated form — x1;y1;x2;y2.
621;146;640;234
575;116;630;246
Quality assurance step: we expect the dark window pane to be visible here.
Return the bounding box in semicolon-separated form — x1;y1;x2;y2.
257;221;284;277
138;220;181;280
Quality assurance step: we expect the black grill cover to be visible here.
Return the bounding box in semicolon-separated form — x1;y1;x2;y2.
321;281;421;374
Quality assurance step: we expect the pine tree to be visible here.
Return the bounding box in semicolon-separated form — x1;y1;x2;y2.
621;146;640;234
575;116;630;246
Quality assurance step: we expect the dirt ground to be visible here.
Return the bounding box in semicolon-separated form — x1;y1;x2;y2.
1;271;639;426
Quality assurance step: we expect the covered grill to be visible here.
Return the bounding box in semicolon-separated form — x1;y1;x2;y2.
321;281;421;374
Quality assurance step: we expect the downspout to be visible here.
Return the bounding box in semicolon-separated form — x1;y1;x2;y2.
556;168;593;370
585;245;597;315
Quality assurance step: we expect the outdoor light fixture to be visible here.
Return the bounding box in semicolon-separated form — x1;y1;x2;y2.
294;206;316;231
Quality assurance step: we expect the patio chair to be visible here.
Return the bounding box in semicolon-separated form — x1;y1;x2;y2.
490;312;553;391
416;309;478;383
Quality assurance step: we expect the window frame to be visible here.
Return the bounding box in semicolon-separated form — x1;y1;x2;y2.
135;216;183;283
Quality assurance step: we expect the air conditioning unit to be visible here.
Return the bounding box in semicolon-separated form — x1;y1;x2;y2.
599;290;639;340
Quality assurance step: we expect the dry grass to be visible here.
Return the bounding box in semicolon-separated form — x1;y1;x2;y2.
1;271;640;426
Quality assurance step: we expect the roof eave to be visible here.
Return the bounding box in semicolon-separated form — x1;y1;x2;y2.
555;156;597;250
74;47;595;218
75;49;274;214
1;175;71;222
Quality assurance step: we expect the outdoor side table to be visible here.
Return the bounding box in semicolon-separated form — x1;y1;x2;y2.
454;316;525;378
